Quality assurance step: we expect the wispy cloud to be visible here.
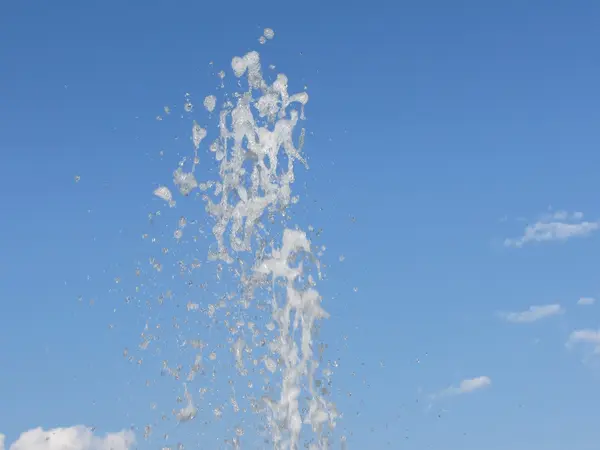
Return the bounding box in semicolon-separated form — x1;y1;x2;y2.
499;304;564;323
0;426;134;450
504;210;598;248
577;297;596;306
434;376;492;399
566;329;600;353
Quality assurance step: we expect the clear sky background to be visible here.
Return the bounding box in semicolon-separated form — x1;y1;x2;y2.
1;1;600;449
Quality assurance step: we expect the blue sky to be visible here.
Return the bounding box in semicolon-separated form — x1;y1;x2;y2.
1;0;600;449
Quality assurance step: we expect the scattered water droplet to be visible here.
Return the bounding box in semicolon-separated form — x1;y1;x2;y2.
203;95;216;112
263;28;275;40
144;46;337;449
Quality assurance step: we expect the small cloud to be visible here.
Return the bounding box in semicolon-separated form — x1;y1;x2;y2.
434;376;492;399
504;210;598;248
3;426;134;450
499;304;564;323
577;297;596;306
567;329;600;353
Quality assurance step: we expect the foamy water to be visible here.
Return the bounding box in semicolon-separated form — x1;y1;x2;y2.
152;34;339;449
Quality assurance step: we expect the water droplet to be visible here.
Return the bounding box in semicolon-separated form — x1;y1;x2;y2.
264;28;275;40
203;95;216;112
264;358;277;373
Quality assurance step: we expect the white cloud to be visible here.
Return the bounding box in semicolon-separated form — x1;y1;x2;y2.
567;329;600;353
577;297;596;306
504;210;598;248
1;426;134;450
436;376;492;398
499;304;564;323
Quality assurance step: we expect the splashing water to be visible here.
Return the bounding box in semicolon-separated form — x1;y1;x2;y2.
151;37;338;449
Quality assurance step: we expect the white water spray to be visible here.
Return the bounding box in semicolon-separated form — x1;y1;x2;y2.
154;39;337;449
